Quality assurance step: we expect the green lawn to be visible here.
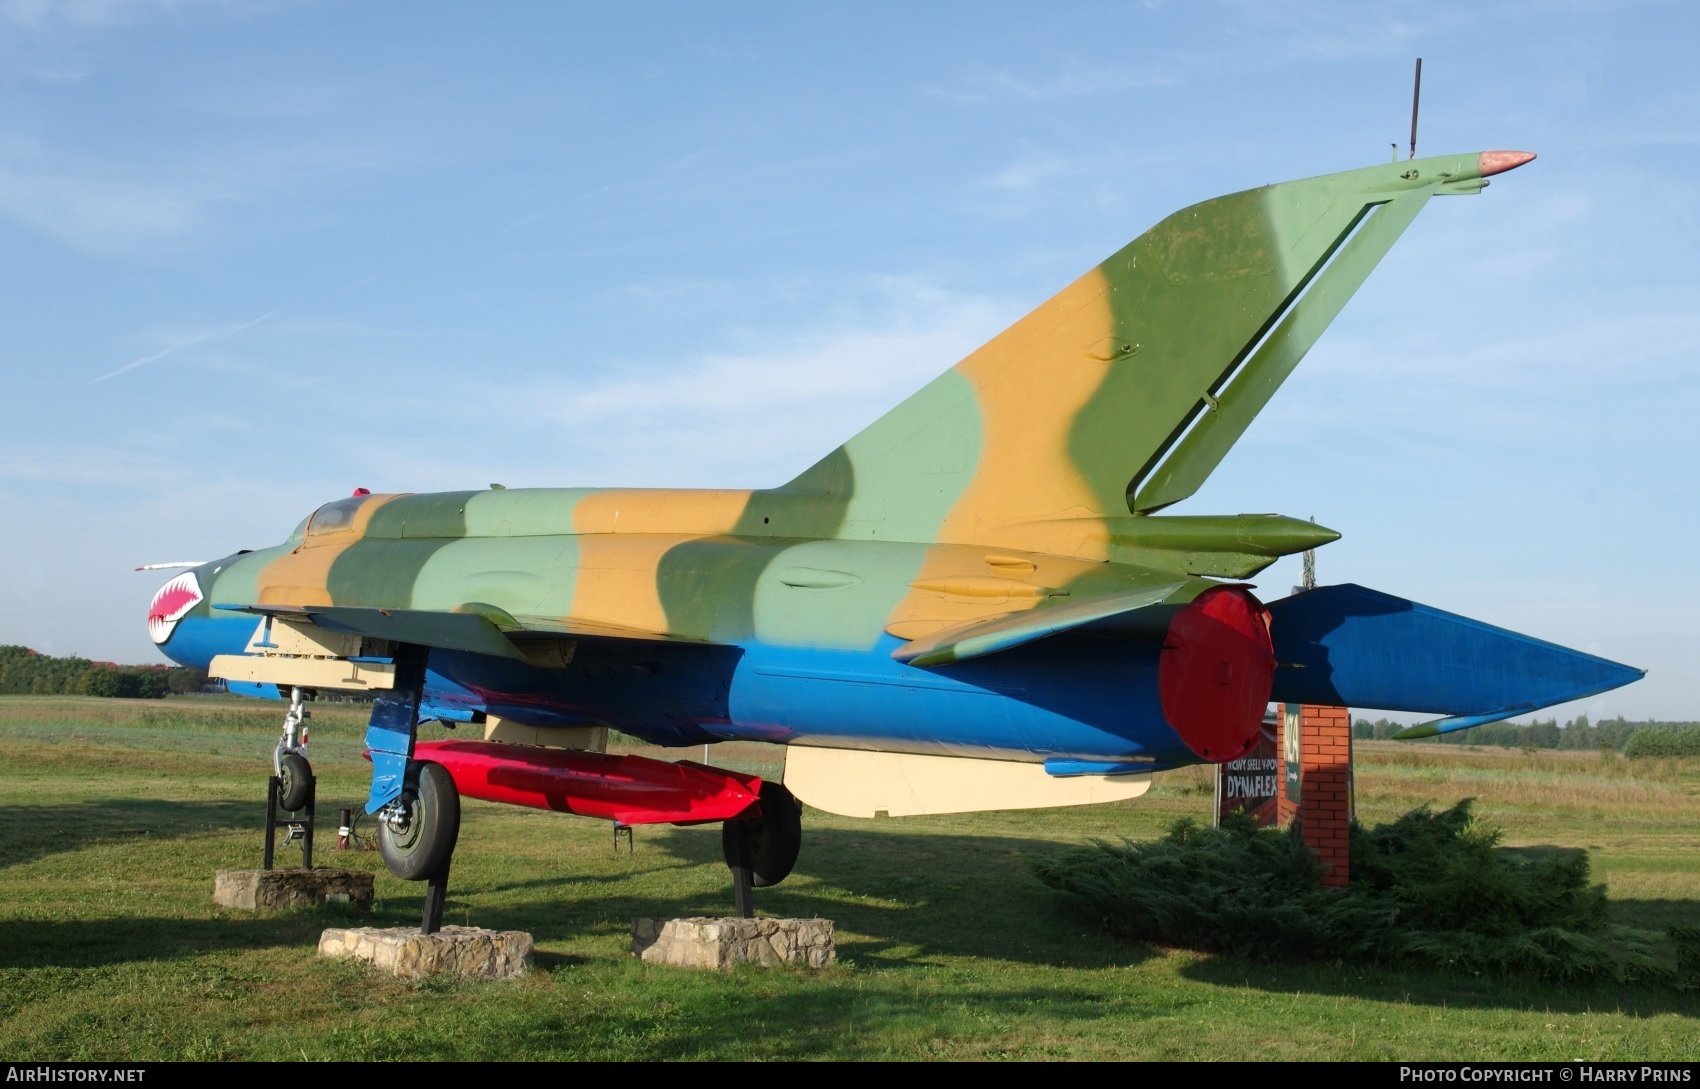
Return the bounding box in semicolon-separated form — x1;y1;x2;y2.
1;696;1696;1060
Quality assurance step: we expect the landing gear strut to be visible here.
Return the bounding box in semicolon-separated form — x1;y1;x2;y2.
362;645;463;934
274;686;314;811
263;686;316;869
378;762;461;933
720;780;803;916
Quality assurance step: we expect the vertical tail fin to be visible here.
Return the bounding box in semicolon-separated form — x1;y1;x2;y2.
782;152;1526;553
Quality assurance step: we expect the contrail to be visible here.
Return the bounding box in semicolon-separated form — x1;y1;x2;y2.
92;311;278;383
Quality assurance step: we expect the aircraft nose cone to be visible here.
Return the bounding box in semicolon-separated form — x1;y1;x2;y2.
1478;150;1536;177
148;571;204;645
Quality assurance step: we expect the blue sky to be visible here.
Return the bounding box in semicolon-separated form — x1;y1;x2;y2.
0;1;1694;721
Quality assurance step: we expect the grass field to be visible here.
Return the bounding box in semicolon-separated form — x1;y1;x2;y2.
1;695;1696;1061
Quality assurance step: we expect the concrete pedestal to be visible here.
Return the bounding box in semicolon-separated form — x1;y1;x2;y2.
632;917;835;970
318;926;533;981
214;868;374;910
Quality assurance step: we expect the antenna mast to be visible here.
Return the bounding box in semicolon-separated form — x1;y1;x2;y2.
1409;58;1423;159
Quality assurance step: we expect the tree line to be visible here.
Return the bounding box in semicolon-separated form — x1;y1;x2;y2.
1353;713;1700;758
0;646;205;700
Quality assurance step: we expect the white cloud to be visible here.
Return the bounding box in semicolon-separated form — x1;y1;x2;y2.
0;446;190;486
359;282;1013;489
92;311;276;383
0;163;200;250
0;0;255;31
0;139;388;254
1309;311;1700;391
930;61;1175;105
980;152;1073;193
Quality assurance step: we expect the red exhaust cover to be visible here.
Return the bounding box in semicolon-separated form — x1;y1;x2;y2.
1158;586;1276;764
414;740;763;826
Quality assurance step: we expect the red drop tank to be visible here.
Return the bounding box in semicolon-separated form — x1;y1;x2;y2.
413;739;763;826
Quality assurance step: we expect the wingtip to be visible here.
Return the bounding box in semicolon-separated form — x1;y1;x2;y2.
1478;150;1536;177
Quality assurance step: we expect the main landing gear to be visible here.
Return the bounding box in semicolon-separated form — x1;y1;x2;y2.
378;760;462;934
721;780;803;917
353;644;804;928
360;645;464;933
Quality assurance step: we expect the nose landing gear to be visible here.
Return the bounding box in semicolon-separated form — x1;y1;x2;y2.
272;686;315;811
263;686;317;869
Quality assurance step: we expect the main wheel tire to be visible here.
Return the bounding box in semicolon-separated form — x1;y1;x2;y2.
722;780;803;888
277;752;314;812
379;762;461;881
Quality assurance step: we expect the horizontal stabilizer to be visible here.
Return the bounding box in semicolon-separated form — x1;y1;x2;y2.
891;580;1189;666
1267;584;1643;732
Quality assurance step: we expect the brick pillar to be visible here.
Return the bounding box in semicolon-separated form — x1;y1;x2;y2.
1276;704;1352;887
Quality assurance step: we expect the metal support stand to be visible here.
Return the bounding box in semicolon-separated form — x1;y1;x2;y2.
421;859;451;935
262;774;315;871
725;820;754;919
612;821;633;854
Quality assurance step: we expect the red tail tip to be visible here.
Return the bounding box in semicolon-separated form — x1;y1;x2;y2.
1478;150;1536;177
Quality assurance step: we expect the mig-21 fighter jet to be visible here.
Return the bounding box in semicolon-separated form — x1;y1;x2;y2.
147;148;1641;919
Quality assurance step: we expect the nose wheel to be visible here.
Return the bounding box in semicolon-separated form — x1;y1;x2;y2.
277;751;314;812
263;687;317;869
273;685;315;810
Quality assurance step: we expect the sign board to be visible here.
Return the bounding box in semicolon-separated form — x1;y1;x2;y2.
1282;703;1302;806
1215;711;1280;827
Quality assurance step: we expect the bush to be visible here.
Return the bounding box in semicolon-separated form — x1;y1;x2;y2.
1035;801;1665;984
1623;727;1700;759
76;667;126;698
167;667;206;694
1;647;173;699
130;669;171;700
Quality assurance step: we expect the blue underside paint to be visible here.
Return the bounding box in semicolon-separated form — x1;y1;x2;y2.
1267;584;1645;719
159;579;1645;766
1044;757;1170;777
226;681;281;700
1392;705;1538;740
725;635;1193;764
160;612;1198;765
162;609;260;677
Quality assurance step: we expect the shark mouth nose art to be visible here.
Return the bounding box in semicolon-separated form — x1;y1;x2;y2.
147;571;204;644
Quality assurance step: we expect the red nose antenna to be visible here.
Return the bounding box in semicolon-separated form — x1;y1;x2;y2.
1478;150;1537;177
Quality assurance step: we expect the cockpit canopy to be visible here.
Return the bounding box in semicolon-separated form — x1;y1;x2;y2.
288;493;383;545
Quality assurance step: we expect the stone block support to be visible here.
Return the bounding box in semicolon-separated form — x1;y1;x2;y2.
214;868;374;910
631;917;835;970
318;926;533;980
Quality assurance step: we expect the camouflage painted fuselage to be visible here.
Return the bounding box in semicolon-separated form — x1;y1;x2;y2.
165;489;1330;767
